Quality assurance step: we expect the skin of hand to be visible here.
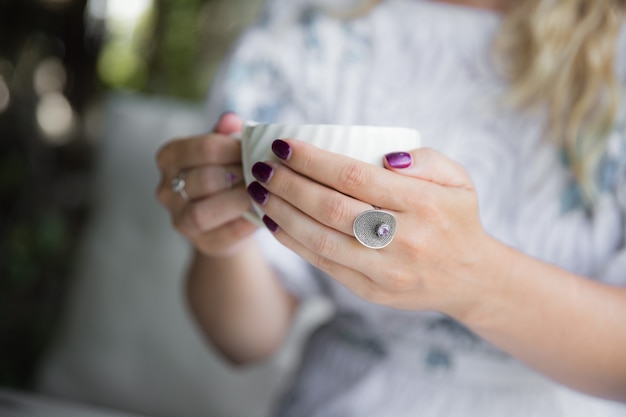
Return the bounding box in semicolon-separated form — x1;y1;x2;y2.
156;115;297;365
156;112;259;257
248;139;626;400
247;139;493;318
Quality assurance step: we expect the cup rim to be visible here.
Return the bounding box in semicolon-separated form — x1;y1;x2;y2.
243;121;418;134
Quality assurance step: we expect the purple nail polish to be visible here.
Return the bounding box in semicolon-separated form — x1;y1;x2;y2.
247;182;269;205
272;139;292;161
252;162;274;183
262;215;279;233
385;152;412;169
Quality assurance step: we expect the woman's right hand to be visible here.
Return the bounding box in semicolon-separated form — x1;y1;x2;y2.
156;112;259;257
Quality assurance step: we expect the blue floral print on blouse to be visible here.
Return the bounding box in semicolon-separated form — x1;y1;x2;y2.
560;124;626;214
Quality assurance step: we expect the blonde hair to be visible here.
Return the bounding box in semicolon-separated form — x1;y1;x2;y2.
498;0;626;201
350;0;625;202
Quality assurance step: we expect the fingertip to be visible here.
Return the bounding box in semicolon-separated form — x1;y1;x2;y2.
262;215;280;233
214;111;243;135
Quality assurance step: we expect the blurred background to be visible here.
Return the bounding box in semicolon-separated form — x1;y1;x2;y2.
0;0;318;416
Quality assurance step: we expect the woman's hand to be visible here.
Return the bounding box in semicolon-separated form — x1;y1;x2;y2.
247;139;626;400
156;113;258;257
247;139;497;317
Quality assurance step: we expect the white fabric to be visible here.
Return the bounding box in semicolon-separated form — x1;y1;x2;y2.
208;0;626;416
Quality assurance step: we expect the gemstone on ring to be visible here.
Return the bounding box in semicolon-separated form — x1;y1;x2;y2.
377;224;391;239
353;209;396;249
225;172;239;189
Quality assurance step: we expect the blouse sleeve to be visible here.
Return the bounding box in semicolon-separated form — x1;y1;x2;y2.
204;0;326;299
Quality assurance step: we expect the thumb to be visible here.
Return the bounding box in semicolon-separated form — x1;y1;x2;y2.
384;148;473;190
213;111;244;135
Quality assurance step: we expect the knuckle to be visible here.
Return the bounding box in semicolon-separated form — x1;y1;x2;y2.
319;195;350;225
384;269;412;292
228;218;255;241
311;253;337;273
155;184;169;205
310;232;335;258
200;137;220;161
359;282;388;305
171;214;186;235
299;146;319;173
414;147;439;168
455;163;469;178
274;171;296;198
416;189;439;220
339;161;369;192
155;143;174;170
208;166;222;185
401;233;423;255
188;203;209;231
195;167;221;195
418;147;438;160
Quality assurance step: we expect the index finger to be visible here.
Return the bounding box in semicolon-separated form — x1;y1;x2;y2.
157;133;242;179
274;139;419;211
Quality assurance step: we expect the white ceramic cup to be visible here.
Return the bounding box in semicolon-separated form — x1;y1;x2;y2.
240;121;421;226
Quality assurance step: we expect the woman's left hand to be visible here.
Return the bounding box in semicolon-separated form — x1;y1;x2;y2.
247;139;497;318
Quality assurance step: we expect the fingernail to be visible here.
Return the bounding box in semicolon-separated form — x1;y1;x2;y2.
263;215;279;233
247;182;269;205
272;139;292;161
385;152;412;169
252;162;274;183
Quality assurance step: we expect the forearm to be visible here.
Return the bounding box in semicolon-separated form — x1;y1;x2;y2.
186;238;298;366
459;237;626;401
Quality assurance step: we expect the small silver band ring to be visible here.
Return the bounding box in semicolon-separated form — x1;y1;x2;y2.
171;173;189;202
353;209;397;249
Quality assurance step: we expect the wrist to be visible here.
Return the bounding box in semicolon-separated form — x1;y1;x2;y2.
195;233;258;262
447;233;515;330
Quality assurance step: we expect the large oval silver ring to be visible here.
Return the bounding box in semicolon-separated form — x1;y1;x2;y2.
353;209;396;249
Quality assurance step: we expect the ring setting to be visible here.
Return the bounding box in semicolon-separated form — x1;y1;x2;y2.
171;174;189;201
225;171;238;189
353;209;397;249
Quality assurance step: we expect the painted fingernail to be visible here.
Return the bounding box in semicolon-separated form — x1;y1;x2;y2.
385;152;412;169
247;182;269;205
262;215;279;233
272;139;292;161
252;162;274;183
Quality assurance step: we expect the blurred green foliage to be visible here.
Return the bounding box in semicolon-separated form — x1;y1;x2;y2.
98;0;263;100
0;0;95;390
0;0;263;391
149;0;207;98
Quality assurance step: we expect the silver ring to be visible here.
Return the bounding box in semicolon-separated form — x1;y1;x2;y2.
171;173;189;201
353;209;396;249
